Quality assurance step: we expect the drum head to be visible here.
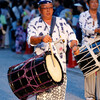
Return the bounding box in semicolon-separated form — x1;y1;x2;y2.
46;54;62;82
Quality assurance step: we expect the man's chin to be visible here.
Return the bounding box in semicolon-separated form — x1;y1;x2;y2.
45;16;52;20
42;15;52;20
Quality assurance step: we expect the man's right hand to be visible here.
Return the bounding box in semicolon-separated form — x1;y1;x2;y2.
42;35;52;43
30;35;52;45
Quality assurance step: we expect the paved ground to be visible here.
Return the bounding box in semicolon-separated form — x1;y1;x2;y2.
0;49;84;100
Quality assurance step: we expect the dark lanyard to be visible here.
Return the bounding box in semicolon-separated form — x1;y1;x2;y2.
97;12;100;28
41;16;60;37
49;16;56;37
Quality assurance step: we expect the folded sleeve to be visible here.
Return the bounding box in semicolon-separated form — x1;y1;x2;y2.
27;20;37;46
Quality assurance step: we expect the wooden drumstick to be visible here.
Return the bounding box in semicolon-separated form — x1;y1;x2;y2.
49;42;56;67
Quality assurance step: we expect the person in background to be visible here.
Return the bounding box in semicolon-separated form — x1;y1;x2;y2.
18;0;24;15
79;0;100;99
0;23;2;46
73;3;85;44
24;0;31;12
59;0;73;26
12;1;20;21
21;4;31;24
30;1;39;20
53;0;64;16
23;19;29;33
15;20;26;54
72;3;83;33
0;3;10;48
0;23;6;48
11;0;21;32
27;0;79;100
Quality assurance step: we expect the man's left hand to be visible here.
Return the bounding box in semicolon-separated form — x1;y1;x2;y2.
70;40;80;55
72;45;80;55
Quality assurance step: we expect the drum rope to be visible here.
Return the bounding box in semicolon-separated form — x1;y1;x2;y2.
85;43;100;68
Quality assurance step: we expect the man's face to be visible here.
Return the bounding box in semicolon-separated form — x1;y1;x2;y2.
88;0;99;10
39;3;53;20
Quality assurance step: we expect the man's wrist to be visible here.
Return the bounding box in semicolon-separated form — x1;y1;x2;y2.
41;36;44;42
71;44;78;49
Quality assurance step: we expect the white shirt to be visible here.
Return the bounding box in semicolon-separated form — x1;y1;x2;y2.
27;16;78;73
79;10;99;45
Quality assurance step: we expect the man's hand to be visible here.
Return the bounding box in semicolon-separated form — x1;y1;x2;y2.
94;28;100;33
70;40;80;55
72;45;80;55
42;35;52;43
30;35;52;45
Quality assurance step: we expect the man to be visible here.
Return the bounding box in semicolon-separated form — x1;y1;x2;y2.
27;0;79;100
79;0;100;100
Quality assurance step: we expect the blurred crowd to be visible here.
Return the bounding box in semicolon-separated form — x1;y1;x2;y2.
0;0;100;54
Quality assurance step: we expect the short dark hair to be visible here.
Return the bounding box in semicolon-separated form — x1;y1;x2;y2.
87;0;98;4
63;0;73;8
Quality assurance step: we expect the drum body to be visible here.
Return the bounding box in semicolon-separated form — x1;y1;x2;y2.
75;39;100;77
8;51;63;99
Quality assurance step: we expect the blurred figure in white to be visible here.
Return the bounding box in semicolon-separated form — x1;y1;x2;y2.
59;0;73;26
